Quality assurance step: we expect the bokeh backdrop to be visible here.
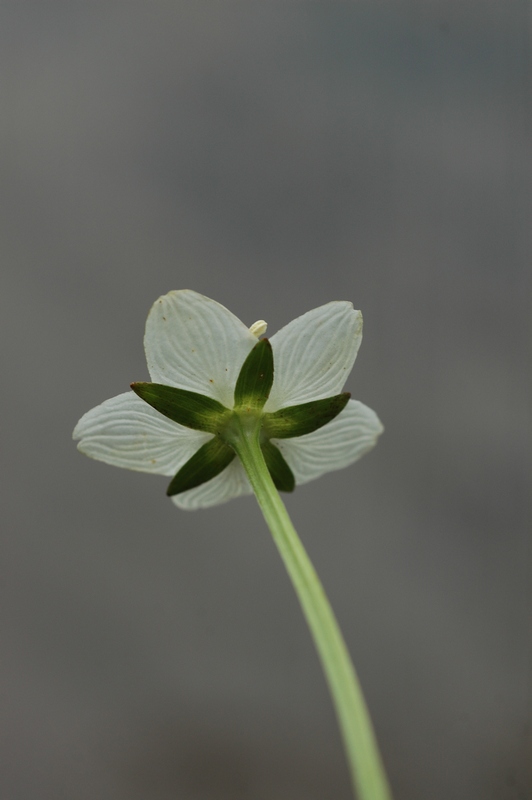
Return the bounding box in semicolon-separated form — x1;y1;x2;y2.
2;3;530;799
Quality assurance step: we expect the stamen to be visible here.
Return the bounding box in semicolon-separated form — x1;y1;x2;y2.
249;320;268;338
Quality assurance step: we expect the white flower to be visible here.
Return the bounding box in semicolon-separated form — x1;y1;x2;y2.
73;290;383;510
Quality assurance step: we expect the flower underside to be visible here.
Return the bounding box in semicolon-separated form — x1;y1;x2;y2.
132;338;350;496
73;290;384;510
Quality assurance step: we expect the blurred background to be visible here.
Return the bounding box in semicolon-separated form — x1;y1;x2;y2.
1;2;530;799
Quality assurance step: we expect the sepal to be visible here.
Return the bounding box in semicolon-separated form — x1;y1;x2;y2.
166;436;235;496
131;382;229;433
263;393;350;438
261;440;295;492
234;338;274;411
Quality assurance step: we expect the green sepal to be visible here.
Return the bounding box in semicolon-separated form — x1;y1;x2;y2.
261;440;295;492
234;339;274;411
263;393;350;439
166;436;235;496
131;382;229;433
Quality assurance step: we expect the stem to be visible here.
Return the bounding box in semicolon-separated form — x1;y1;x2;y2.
229;416;393;800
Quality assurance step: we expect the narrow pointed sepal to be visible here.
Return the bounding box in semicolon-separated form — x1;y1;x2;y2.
166;437;235;496
261;440;295;492
263;393;351;438
131;383;229;433
234;338;274;411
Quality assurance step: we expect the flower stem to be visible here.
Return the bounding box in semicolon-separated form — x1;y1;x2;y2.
229;416;393;800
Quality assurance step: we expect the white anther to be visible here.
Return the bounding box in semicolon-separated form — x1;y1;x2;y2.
249;320;268;338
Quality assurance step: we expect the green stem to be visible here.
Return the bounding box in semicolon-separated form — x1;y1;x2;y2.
229;416;392;800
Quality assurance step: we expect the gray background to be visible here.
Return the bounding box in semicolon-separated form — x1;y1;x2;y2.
1;2;530;799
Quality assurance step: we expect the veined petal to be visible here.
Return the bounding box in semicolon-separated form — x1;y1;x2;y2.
273;399;383;485
144;290;257;408
73;392;211;476
265;301;362;411
171;458;252;510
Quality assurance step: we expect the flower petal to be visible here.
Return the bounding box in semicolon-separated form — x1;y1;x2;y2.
171;458;252;510
265;301;363;411
73;392;210;476
144;290;257;408
273;399;383;485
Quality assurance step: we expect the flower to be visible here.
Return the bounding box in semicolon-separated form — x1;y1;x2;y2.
73;290;383;510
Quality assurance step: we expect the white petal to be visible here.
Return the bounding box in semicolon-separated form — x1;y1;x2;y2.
171;458;252;510
265;301;363;411
274;399;383;485
144;290;257;408
73;392;210;476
